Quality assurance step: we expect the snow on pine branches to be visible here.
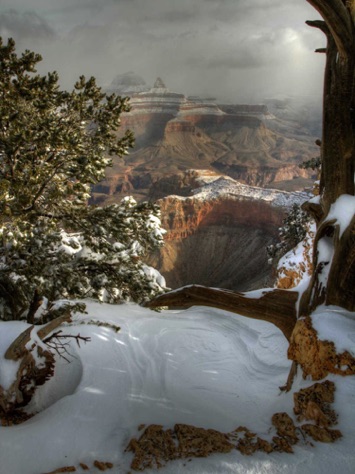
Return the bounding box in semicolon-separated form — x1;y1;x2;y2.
0;38;166;321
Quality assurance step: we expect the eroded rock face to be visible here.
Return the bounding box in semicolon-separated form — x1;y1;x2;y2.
148;173;308;291
149;198;281;291
94;80;318;204
288;316;355;380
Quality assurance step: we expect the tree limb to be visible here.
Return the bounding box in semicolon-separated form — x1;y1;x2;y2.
4;311;72;361
306;19;331;36
306;0;354;57
146;285;298;341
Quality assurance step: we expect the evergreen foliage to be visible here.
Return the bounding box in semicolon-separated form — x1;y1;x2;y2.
0;38;166;321
267;204;311;262
299;156;321;171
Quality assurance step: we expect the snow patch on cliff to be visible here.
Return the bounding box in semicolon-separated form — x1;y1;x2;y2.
185;172;311;209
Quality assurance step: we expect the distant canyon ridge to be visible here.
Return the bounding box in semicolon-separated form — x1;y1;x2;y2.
93;73;318;291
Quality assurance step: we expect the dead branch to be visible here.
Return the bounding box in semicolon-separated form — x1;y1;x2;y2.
37;311;72;340
146;285;298;341
280;362;299;393
4;311;72;361
43;330;91;346
307;0;354;57
4;325;34;361
26;288;43;324
42;330;91;362
306;19;331;35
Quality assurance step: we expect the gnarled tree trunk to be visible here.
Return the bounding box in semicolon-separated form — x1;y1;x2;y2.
300;0;355;314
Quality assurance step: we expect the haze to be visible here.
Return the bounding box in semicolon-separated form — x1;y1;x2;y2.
0;0;324;103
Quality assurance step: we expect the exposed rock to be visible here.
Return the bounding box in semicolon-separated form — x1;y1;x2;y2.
93;460;114;471
147;172;309;291
175;424;234;458
271;413;298;444
42;467;76;474
94;81;318;204
288;316;355;379
126;423;233;471
153;77;166;89
126;381;342;471
301;424;342;443
293;381;337;427
232;427;274;455
271;436;294;454
126;425;176;471
218;104;270;117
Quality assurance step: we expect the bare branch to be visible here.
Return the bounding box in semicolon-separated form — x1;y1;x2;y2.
307;0;354;57
42;331;90;362
306;19;331;35
43;330;91;346
146;285;298;341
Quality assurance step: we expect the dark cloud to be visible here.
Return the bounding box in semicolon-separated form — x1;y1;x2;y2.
0;0;324;103
0;10;55;41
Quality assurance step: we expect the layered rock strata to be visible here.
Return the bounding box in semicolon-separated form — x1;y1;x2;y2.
148;171;310;291
93;78;318;204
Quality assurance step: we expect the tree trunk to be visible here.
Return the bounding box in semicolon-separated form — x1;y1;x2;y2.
146;286;298;340
300;0;355;314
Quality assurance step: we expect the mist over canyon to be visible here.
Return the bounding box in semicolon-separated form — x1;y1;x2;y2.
93;74;318;291
93;73;319;205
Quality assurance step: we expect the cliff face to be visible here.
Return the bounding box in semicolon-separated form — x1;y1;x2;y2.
149;197;282;291
147;171;309;291
91;80;318;204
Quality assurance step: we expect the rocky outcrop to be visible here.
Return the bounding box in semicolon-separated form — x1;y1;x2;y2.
93;78;318;204
288;316;355;380
147;171;309;291
218;104;270;117
212;162;311;188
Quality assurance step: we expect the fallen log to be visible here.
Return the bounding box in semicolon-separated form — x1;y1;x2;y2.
146;285;298;341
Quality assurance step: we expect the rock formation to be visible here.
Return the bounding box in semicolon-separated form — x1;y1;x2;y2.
147;171;310;291
93;77;318;204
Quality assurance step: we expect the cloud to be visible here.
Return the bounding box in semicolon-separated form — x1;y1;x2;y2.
0;10;55;41
0;0;324;102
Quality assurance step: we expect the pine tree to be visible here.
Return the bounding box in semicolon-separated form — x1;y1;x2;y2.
267;204;312;263
0;37;166;321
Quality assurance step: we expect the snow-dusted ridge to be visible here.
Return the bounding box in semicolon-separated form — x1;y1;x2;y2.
169;171;311;209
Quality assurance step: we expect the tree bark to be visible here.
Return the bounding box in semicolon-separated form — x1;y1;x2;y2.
300;0;355;314
1;312;72;414
146;285;298;340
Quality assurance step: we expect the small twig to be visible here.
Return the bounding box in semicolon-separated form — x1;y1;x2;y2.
43;331;91;346
279;361;298;393
43;331;91;362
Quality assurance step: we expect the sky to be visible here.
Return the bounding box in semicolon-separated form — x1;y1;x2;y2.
0;0;325;103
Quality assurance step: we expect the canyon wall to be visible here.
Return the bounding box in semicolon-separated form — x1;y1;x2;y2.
92;79;318;204
147;172;309;291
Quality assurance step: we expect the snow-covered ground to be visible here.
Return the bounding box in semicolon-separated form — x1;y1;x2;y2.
0;301;354;473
